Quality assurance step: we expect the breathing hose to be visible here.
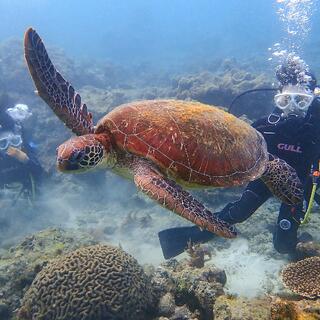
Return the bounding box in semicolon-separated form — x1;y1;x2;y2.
300;161;320;225
228;88;279;113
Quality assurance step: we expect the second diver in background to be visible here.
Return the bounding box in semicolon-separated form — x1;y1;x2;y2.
0;94;45;201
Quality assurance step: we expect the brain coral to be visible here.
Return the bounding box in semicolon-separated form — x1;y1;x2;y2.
281;256;320;298
18;244;155;320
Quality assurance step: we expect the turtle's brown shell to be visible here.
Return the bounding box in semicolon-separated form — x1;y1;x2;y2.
95;100;268;187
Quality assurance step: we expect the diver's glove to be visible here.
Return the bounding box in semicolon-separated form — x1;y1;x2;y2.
6;146;29;163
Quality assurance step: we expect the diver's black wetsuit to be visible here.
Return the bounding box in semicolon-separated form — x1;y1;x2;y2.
218;99;320;254
0;111;44;192
0;138;43;189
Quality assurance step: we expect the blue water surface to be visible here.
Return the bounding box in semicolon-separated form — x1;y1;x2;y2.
0;0;289;66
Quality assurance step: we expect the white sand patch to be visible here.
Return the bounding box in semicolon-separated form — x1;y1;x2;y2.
212;238;286;298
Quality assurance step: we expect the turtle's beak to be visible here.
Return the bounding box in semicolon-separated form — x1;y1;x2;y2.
56;148;87;173
57;158;81;172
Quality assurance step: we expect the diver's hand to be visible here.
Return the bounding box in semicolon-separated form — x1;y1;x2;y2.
6;146;29;163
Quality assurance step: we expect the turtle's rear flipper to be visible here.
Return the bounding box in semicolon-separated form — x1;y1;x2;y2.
133;159;237;239
261;154;303;205
24;28;94;136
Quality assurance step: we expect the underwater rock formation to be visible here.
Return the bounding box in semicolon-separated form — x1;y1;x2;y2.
172;60;273;120
295;241;320;260
281;256;320;299
153;258;226;320
18;244;156;320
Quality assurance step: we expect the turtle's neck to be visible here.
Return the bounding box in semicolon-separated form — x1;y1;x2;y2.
111;152;137;180
112;153;159;181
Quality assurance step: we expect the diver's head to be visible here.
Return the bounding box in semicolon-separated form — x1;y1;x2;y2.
274;84;315;118
274;54;317;118
56;133;115;173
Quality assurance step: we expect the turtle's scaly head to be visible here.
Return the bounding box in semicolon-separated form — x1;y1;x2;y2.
57;133;115;173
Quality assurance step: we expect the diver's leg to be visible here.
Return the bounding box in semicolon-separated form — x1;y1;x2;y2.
273;203;304;254
158;179;272;259
217;179;272;224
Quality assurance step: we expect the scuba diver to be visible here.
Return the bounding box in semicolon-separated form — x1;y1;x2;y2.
159;55;320;259
0;94;44;202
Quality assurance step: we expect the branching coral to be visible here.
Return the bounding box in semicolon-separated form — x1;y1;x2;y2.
281;256;320;298
186;241;212;268
18;244;155;320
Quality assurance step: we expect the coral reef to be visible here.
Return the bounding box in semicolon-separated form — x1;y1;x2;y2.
0;228;95;320
18;244;156;320
281;257;320;298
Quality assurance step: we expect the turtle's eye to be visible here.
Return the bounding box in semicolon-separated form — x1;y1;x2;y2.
69;150;85;164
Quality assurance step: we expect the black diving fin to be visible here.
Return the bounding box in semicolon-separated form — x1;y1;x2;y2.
158;226;215;259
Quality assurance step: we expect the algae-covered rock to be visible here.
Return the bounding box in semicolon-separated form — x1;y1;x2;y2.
214;295;320;320
213;295;271;320
270;297;299;320
270;297;320;320
18;244;156;320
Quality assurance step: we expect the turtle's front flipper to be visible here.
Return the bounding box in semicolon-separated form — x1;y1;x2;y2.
261;154;303;205
133;161;237;239
24;28;94;136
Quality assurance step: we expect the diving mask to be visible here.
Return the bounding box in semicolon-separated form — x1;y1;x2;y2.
0;131;22;151
274;85;314;117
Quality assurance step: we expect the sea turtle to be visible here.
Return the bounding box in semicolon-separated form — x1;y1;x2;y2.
23;28;303;239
